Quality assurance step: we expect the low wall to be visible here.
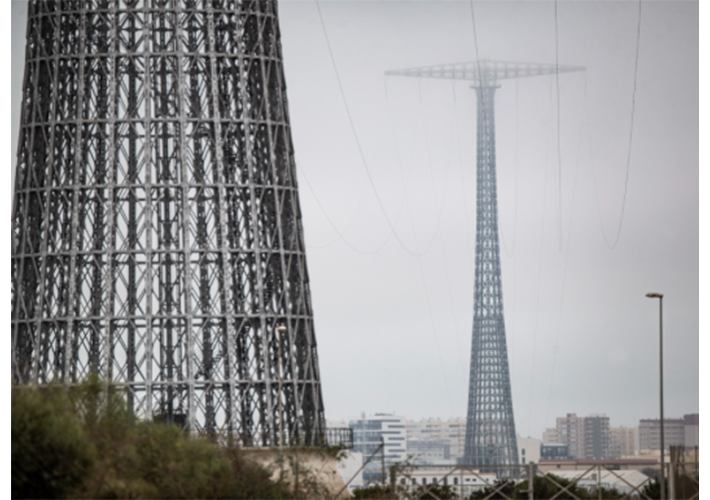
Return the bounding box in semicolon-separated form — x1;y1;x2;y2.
241;448;350;499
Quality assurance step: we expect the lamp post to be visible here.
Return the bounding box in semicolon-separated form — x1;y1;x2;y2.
646;292;664;500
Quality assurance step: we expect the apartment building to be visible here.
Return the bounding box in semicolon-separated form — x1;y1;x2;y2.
638;414;699;451
610;426;636;458
555;413;610;459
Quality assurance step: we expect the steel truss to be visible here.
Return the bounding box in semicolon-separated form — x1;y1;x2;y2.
387;60;584;465
12;0;325;446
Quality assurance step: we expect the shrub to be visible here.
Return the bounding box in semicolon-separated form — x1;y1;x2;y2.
12;378;296;499
12;385;96;499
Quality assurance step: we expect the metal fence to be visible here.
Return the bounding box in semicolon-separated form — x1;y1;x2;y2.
324;427;354;449
387;459;699;500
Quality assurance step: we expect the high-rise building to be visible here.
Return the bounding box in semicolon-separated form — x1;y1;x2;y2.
556;413;586;459
583;415;610;459
542;428;561;444
555;413;610;459
610;427;636;458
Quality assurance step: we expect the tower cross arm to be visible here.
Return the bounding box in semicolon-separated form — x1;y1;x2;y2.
385;59;585;84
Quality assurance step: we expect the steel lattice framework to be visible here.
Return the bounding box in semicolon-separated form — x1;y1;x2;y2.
11;0;326;446
387;60;584;465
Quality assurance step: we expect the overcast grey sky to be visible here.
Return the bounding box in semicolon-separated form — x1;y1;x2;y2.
10;0;699;440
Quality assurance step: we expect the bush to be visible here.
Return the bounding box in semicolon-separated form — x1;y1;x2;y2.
12;385;96;499
11;378;296;499
351;484;399;499
410;483;458;499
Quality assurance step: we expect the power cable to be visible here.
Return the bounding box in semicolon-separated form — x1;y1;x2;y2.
544;74;587;429
555;0;563;252
384;77;456;417
297;162;400;254
591;0;643;249
315;0;431;257
451;82;476;282
383;78;445;257
527;77;555;437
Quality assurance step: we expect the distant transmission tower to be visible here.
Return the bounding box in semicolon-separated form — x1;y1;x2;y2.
387;60;583;465
12;0;326;446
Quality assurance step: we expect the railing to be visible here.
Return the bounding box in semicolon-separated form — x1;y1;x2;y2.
386;458;699;500
323;427;354;449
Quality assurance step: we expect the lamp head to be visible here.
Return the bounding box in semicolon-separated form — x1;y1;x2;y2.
646;292;663;299
276;326;287;333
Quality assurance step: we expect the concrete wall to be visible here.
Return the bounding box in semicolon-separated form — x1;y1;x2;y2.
241;448;350;499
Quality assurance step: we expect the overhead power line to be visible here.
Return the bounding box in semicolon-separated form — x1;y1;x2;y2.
594;0;643;249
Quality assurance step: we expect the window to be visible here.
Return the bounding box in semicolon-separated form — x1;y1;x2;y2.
433;478;438;485
423;478;427;485
454;478;458;485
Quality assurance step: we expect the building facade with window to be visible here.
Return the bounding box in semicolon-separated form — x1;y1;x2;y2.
349;413;408;484
541;443;570;460
610;426;636;458
583;415;610;459
517;437;541;464
406;417;466;464
638;414;699;451
556;413;586;459
400;467;497;497
554;413;610;459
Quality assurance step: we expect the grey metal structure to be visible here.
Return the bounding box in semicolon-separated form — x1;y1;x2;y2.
386;60;584;466
11;0;326;446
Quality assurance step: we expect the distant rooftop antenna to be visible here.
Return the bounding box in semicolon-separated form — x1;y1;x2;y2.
386;59;584;467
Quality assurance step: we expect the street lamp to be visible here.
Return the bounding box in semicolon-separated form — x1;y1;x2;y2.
645;292;664;500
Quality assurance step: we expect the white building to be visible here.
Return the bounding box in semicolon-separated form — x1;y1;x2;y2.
397;467;497;497
545;469;650;496
348;413;408;484
517;437;541;465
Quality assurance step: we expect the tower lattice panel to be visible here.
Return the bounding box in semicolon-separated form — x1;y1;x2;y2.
12;0;325;446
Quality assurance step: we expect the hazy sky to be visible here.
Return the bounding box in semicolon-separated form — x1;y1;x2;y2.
10;1;699;441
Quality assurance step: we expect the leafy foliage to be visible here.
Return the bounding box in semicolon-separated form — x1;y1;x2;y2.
12;385;96;499
351;484;399;499
409;483;459;499
11;378;296;499
467;474;625;500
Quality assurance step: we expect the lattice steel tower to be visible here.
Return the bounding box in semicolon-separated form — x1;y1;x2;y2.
12;0;326;446
387;60;583;465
